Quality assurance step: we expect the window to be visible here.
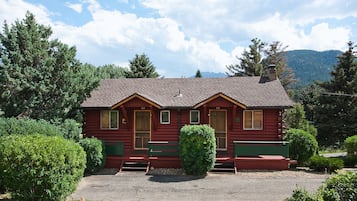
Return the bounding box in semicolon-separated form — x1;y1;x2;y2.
243;110;263;130
190;110;200;124
160;110;170;124
101;110;119;129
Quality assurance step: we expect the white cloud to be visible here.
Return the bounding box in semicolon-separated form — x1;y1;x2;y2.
1;0;357;77
0;0;52;25
65;2;83;13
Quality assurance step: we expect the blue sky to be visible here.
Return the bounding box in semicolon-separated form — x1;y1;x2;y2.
1;0;356;77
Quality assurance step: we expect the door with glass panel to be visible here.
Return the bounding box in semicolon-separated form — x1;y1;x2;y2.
209;110;227;150
134;111;151;149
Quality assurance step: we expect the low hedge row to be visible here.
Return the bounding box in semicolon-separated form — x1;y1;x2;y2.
309;155;344;173
0;117;82;141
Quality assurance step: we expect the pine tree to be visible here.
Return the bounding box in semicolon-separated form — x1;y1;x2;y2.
0;12;99;121
226;38;265;76
315;41;357;145
262;41;295;89
125;53;159;78
195;69;202;78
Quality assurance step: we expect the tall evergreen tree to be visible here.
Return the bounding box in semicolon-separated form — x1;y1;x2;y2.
262;41;295;89
315;41;357;145
226;39;294;91
125;53;159;78
0;12;99;121
195;69;202;78
226;38;266;76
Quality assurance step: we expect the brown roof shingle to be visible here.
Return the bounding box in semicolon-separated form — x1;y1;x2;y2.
81;77;294;109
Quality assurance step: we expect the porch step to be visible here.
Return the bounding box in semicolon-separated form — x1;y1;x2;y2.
211;161;235;173
120;160;149;172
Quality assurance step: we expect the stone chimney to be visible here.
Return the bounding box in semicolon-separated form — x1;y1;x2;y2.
260;64;277;83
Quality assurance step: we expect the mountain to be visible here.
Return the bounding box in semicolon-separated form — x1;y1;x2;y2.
193;50;341;84
192;72;227;78
285;50;342;86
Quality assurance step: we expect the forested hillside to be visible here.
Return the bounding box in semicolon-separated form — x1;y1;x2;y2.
285;50;341;86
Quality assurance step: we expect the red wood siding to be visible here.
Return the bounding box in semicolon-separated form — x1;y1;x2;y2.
83;96;283;159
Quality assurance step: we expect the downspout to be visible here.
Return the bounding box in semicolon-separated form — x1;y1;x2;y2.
177;109;182;137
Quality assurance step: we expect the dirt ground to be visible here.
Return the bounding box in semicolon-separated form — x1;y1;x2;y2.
69;169;330;201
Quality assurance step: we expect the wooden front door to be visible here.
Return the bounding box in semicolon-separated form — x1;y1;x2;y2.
210;110;227;150
134;110;151;149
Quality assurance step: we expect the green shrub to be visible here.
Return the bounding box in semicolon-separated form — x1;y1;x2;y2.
79;137;105;174
55;119;82;141
343;155;357;167
345;135;357;156
309;155;344;172
318;171;357;201
0;134;86;201
284;186;316;201
179;125;216;176
0;117;62;137
284;129;318;164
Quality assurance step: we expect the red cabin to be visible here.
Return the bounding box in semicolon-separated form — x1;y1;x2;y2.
81;73;294;172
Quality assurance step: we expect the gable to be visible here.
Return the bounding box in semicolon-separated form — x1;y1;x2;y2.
194;93;246;109
111;93;161;109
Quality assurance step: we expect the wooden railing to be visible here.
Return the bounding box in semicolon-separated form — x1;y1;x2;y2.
233;141;289;158
148;141;179;157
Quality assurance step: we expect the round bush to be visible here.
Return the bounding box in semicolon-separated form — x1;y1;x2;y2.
79;137;105;174
284;129;318;164
0;134;86;201
345;135;357;156
179;125;216;176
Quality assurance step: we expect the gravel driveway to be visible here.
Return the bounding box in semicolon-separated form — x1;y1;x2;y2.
69;169;328;201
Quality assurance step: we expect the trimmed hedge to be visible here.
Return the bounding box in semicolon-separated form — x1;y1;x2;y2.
345;135;357;156
54;118;82;141
79;137;105;174
179;125;216;176
284;129;318;164
309;155;344;173
0;134;86;201
343;155;357;167
0;117;82;141
0;117;62;137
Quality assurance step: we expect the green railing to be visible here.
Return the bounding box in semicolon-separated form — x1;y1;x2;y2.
233;141;289;158
148;141;179;157
104;141;124;156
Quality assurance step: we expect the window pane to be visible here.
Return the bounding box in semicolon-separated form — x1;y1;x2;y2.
244;111;252;128
161;111;170;124
101;111;109;128
190;111;199;123
110;111;118;128
253;111;262;129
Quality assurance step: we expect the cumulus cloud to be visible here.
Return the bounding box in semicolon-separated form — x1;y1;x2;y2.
1;0;356;77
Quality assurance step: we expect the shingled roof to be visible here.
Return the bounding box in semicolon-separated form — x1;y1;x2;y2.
81;77;294;109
